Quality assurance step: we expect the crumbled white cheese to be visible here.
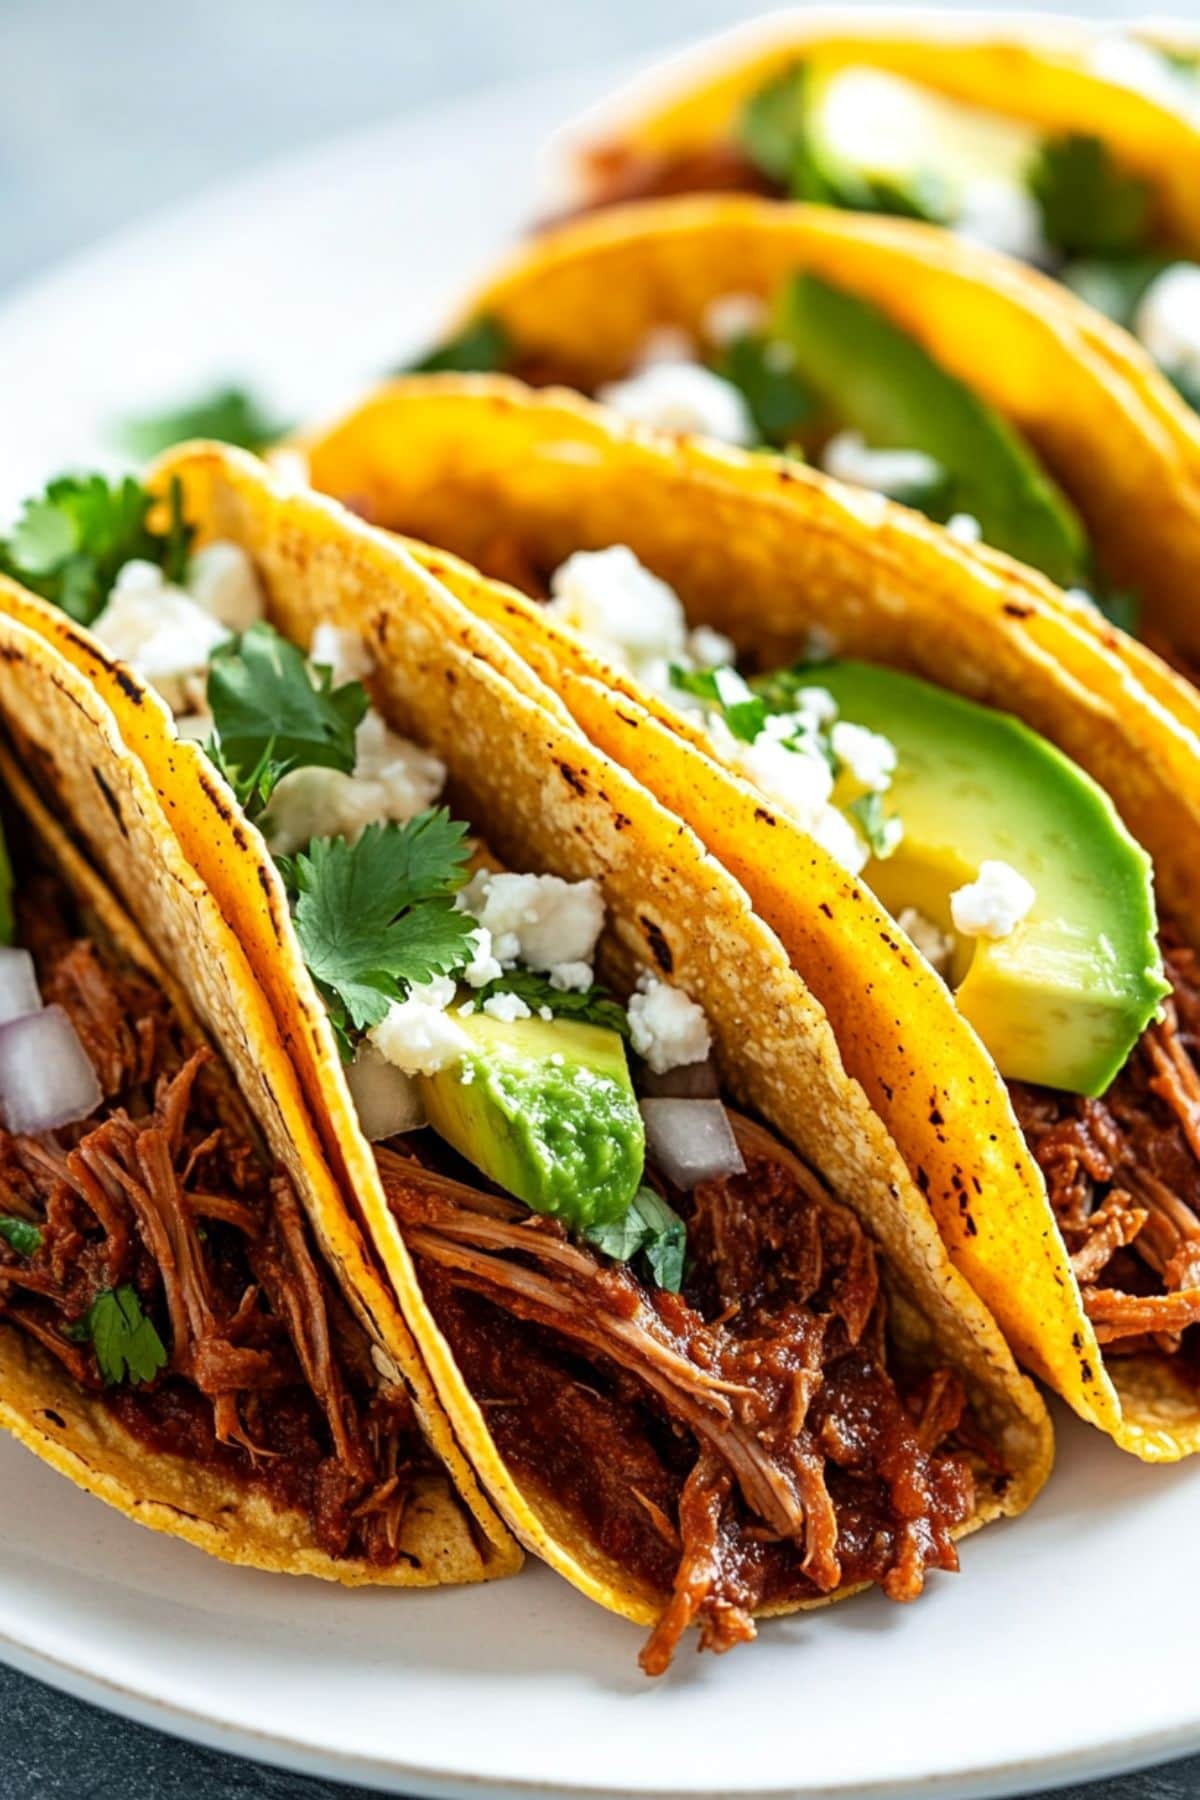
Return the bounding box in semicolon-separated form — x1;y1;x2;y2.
369;976;469;1077
831;719;896;792
809;805;870;876
186;541;265;631
345;1040;426;1140
627;976;712;1075
462;927;504;989
92;561;231;714
261;716;445;856
821;430;942;498
954;178;1048;264
897;907;955;979
703;291;767;345
1135;263;1200;386
548;960;592;993
310;622;375;686
633;325;698;367
597;361;756;447
950;860;1036;940
946;512;984;544
459;870;605;983
547;546;733;694
481;991;532;1023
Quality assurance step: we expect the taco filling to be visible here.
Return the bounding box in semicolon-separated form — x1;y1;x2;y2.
0;471;1005;1668
571;44;1200;414
410;271;1139;613
0;838;427;1569
424;524;1200;1370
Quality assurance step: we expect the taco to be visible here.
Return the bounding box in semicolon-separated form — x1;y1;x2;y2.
295;372;1200;1461
0;447;1049;1671
0;601;516;1585
553;11;1200;414
402;194;1200;672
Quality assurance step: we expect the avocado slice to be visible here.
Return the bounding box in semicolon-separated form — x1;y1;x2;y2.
419;1009;644;1228
772;273;1091;588
792;661;1167;1095
804;65;1037;208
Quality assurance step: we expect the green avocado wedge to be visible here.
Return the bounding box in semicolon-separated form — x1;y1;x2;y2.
772;273;1091;588
788;661;1168;1096
419;1009;644;1227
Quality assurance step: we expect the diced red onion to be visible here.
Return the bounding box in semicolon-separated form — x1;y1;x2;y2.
639;1098;745;1189
0;947;41;1027
0;1005;102;1135
639;1057;720;1099
347;1044;426;1142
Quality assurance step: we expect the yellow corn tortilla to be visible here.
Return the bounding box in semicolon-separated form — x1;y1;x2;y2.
442;194;1200;668
3;445;1050;1637
0;599;516;1585
563;14;1200;251
297;373;1200;1460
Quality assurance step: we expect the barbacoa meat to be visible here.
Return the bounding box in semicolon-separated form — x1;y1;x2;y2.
0;880;421;1567
1011;928;1200;1356
378;1111;979;1674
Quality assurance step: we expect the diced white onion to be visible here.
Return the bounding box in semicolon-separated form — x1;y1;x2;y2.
0;1005;102;1135
639;1098;745;1190
639;1057;720;1099
347;1042;427;1142
0;948;42;1026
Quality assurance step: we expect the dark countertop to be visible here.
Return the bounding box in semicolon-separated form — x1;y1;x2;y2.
0;2;1188;1796
2;1662;1199;1800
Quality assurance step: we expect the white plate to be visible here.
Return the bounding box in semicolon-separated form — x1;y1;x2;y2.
1;48;1199;1800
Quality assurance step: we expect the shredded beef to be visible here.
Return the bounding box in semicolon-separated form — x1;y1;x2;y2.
0;879;421;1565
1010;929;1200;1355
377;1112;978;1674
564;142;775;219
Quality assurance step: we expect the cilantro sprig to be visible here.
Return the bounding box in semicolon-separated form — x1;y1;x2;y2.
585;1187;687;1293
670;664;767;743
1027;135;1151;258
403;315;511;376
279;811;477;1052
70;1286;168;1386
849;791;903;860
119;385;287;458
204;622;368;820
711;332;816;449
0;473;191;626
472;968;631;1040
0;1217;42;1258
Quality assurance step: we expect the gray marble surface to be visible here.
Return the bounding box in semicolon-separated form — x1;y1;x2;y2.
0;0;1196;1794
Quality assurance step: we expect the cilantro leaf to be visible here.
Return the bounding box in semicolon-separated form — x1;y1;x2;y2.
711;332;816;448
205;622;367;819
280;814;476;1034
1060;254;1174;329
749;660;833;713
585;1186;687;1293
1028;135;1151;257
472;968;631;1040
404;316;511;376
0;1217;42;1257
738;65;951;221
669;664;767;743
0;473;193;626
849;791;903;860
1088;583;1141;634
119;385;287;457
80;1285;168;1386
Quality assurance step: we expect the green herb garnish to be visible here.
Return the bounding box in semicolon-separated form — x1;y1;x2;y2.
404;315;511;376
118;385;287;458
711;332;816;448
670;663;768;743
1028;135;1151;258
848;790;903;859
279;811;476;1049
0;473;192;626
204;622;367;820
76;1286;168;1386
0;1217;42;1258
471;969;631;1040
585;1186;687;1292
1060;254;1174;329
